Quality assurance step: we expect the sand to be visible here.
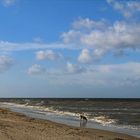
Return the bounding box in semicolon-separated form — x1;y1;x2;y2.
0;108;139;140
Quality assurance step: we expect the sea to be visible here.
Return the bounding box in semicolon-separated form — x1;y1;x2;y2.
0;98;140;138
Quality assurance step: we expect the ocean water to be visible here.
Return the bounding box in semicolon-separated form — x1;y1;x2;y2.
0;98;140;138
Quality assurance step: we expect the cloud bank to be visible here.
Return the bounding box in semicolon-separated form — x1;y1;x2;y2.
50;62;140;87
62;18;140;62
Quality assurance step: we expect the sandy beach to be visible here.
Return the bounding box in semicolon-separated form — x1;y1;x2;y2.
0;108;139;140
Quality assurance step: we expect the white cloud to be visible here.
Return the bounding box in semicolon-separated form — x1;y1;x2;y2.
1;0;17;7
66;62;85;74
61;18;108;44
61;30;82;44
1;19;140;58
0;17;139;64
78;48;106;62
72;18;108;30
36;51;47;60
0;41;78;53
81;21;140;49
0;55;13;73
107;0;140;18
78;49;92;63
62;19;140;59
28;64;46;75
93;49;106;60
36;50;62;61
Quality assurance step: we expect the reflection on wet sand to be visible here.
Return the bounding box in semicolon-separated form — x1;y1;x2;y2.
80;119;87;128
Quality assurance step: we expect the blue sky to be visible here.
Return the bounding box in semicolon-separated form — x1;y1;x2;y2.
0;0;140;98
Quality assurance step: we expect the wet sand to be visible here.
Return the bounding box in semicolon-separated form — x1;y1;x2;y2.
0;108;139;140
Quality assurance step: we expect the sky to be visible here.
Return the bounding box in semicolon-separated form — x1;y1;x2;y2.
0;0;140;98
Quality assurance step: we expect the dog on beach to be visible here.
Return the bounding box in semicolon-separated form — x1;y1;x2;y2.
80;115;87;121
80;114;87;127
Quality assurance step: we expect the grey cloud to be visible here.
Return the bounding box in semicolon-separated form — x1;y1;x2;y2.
53;62;140;87
66;62;85;74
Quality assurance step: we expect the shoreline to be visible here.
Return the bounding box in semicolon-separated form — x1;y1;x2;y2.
0;107;139;140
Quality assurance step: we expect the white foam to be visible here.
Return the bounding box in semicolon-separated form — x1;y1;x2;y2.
89;116;116;126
